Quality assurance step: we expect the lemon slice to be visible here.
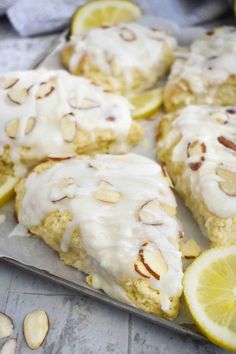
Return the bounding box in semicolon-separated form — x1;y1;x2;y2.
184;246;236;351
130;88;163;120
0;174;18;207
70;0;142;36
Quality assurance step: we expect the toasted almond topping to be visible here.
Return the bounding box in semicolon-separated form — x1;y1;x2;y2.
180;239;201;259
187;140;206;171
216;167;236;196
7;88;28;105
25;117;36;135
161;164;173;188
0;338;17;354
139;242;168;280
48;152;76;161
218;136;236;152
0;313;14;339
78;98;100;110
36;82;55;99
134;259;151;279
138;199;163;225
50;177;76;203
5;119;19;139
120;27;136;42
211;111;228;125
94;183;121;203
61;114;77;143
0;78;19;90
23;310;49;350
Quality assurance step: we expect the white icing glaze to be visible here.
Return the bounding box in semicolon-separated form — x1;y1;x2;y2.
168;27;236;95
67;23;176;91
160;105;236;218
18;153;183;313
0;69;133;177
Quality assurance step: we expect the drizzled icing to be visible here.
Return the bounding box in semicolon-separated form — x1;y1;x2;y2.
159;105;236;218
66;23;176;92
168;27;236;96
18;154;183;312
0;69;133;177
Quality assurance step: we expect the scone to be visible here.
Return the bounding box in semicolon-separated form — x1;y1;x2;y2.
61;23;177;95
15;153;183;319
164;27;236;111
0;69;143;177
157;105;236;246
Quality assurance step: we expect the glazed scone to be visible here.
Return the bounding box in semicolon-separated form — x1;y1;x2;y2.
164;27;236;111
157;105;236;246
61;23;177;95
15;154;183;319
0;69;143;177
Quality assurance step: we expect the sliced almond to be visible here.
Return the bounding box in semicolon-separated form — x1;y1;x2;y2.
48;152;76;160
5;119;19;139
138;199;163;225
61;114;77;143
210;111;228;125
180;239;201;259
120;27;136;42
23;310;49;350
218;136;236;152
25;117;36;135
187;140;206;171
94;182;121;203
161;164;173;188
78;98;99;110
50;177;76;202
36;82;55;99
7;88;28;105
134;259;151;279
0;78;19;90
0;339;17;354
0;313;14;339
139;242;168;280
216;167;236;196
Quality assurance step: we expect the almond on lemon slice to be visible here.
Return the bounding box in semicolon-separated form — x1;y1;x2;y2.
61;114;77;143
216;167;236;196
139;242;168;280
0;313;14;339
23;310;49;350
7;88;28;105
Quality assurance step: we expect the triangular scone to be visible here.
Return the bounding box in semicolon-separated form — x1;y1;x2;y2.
61;23;177;95
157;105;236;245
164;27;236;111
0;69;142;177
15;154;183;319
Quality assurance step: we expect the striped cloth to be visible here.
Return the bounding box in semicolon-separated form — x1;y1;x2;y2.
0;0;232;37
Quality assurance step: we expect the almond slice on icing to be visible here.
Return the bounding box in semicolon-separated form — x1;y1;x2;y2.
134;259;151;279
180;239;201;259
0;338;17;354
138;199;163;225
210;111;228;125
0;78;19;90
36;82;55;99
216;167;236;196
48;152;76;160
77;98;100;110
7;88;28;105
94;182;121;203
25;117;36;135
161;164;173;188
5;119;19;139
139;242;168;280
218;136;236;152
23;310;49;350
50;177;76;203
120;27;136;42
61;114;77;143
0;313;14;339
88;161;104;170
187;140;206;171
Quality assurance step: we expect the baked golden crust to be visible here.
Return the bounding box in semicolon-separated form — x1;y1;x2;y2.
157;112;236;246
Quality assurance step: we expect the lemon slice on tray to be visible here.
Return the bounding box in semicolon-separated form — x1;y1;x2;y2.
184;246;236;351
70;0;142;36
0;174;18;207
130;88;163;120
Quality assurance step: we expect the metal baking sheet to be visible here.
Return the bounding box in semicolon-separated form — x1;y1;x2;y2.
0;16;211;342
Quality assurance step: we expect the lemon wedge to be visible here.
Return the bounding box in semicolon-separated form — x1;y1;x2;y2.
70;0;142;36
0;174;18;207
130;88;163;120
184;246;236;351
